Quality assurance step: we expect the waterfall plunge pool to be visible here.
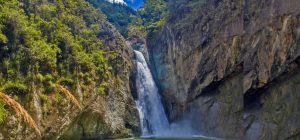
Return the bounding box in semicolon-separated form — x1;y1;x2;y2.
117;136;217;140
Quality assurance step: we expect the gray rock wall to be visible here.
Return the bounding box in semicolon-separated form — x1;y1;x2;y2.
149;0;300;139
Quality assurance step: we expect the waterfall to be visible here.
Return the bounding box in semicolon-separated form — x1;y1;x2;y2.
134;50;198;138
134;50;170;137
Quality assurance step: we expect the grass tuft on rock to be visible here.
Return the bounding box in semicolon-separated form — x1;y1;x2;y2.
0;92;41;136
56;85;83;110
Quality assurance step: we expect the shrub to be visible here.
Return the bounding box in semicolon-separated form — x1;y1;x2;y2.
57;77;74;88
0;100;7;123
1;81;28;96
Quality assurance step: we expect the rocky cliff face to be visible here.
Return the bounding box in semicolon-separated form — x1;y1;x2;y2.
58;23;140;140
0;23;139;140
149;0;300;139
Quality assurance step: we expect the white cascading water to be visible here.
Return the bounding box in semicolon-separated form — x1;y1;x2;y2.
134;50;170;137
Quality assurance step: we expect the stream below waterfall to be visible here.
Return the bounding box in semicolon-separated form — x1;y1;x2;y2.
134;50;206;139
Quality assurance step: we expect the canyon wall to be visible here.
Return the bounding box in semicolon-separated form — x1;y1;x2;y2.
149;0;300;139
0;22;139;140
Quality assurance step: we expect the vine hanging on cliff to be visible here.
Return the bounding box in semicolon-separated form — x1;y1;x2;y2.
56;85;83;110
0;92;41;136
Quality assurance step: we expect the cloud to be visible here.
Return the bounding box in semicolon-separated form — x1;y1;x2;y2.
106;0;126;5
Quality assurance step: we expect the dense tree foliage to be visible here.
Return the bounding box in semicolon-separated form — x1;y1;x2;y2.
0;0;168;122
87;0;168;38
87;0;139;37
129;0;168;37
0;0;113;100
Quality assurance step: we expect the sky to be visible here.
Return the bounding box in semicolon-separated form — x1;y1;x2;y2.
124;0;144;10
106;0;144;10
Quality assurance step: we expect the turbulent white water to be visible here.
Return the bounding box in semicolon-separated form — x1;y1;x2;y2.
134;50;197;137
134;50;170;136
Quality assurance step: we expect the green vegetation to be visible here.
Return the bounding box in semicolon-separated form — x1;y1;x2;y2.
87;0;168;38
87;0;139;37
134;0;169;37
0;100;7;123
1;81;28;96
0;0;115;97
0;0;168;129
